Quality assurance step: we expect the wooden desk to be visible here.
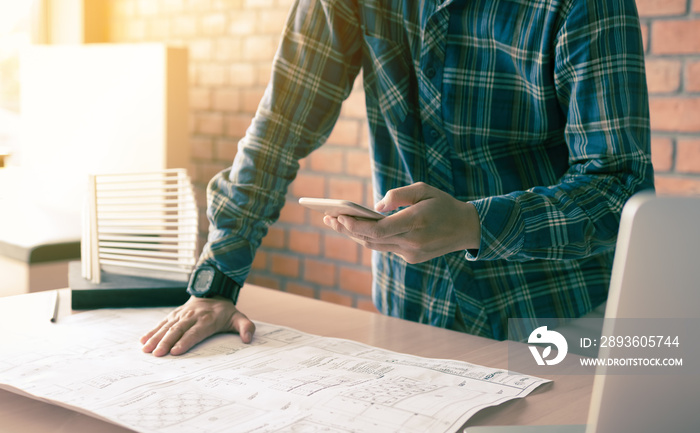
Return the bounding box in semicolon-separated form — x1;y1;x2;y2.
0;287;593;432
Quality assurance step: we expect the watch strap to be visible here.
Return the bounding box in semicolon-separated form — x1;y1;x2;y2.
214;271;241;304
187;265;241;304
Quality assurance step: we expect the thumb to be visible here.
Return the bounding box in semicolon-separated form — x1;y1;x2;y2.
375;182;430;212
232;310;256;343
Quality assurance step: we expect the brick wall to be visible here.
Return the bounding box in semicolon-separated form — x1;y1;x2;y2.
108;0;700;311
640;0;700;192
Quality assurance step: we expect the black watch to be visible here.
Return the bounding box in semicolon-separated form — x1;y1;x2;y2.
187;264;241;304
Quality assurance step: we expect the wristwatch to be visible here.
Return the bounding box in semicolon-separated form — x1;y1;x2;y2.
186;264;241;304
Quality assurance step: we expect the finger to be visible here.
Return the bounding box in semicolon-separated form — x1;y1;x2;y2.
153;318;197;357
355;238;403;253
140;305;185;345
140;316;169;344
325;215;409;254
337;213;412;240
168;322;215;356
326;216;381;242
141;317;180;354
232;311;256;343
169;311;255;355
375;182;431;212
324;215;360;238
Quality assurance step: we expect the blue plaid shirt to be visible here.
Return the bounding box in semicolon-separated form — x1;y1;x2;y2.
201;0;654;339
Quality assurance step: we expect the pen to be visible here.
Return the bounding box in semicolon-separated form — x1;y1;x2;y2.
49;290;59;323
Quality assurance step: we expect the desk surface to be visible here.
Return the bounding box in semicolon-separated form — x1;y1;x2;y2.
0;286;593;432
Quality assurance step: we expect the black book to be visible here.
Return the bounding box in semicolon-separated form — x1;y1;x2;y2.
69;261;190;309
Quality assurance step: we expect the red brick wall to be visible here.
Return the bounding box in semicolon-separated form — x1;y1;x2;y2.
108;0;700;310
640;0;700;193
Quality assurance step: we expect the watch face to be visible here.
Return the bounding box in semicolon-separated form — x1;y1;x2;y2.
193;268;215;293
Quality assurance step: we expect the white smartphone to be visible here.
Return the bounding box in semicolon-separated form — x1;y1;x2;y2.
298;197;385;220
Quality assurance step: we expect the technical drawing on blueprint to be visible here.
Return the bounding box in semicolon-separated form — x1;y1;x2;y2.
0;308;550;433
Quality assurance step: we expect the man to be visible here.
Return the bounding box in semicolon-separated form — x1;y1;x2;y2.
141;0;654;357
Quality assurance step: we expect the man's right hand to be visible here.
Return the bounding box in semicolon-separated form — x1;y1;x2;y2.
140;296;256;357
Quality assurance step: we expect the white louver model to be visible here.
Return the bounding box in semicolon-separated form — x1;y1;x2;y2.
82;169;197;284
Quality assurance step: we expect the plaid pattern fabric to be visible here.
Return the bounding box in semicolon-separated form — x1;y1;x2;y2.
200;0;654;339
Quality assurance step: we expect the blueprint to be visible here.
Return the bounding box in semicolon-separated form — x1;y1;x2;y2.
0;308;549;433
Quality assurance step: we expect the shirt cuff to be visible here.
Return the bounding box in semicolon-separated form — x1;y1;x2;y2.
465;196;525;261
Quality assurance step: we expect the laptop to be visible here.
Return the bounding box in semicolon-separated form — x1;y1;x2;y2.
466;192;700;433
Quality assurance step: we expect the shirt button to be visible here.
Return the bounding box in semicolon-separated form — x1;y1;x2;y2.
426;67;436;78
430;129;439;139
